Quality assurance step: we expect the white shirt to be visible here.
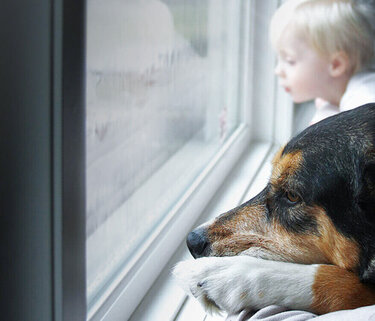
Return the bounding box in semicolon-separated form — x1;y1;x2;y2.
311;69;375;124
340;69;375;111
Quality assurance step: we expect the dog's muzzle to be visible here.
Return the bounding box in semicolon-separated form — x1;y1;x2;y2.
186;227;210;258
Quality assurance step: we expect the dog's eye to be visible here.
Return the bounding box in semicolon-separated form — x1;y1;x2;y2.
286;191;300;204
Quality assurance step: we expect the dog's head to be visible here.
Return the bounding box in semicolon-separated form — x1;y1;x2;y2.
187;104;375;283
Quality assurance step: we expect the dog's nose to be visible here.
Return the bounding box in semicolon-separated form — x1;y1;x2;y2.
186;227;209;258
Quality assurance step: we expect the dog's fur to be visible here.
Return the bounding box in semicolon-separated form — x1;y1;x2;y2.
174;104;375;315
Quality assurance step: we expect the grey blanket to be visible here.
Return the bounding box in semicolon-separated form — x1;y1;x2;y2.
226;305;375;321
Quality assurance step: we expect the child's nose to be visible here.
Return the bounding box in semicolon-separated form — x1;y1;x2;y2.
274;62;284;77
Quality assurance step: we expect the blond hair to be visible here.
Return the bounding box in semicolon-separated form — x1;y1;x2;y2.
270;0;375;72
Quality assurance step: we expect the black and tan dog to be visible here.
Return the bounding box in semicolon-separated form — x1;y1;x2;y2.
174;103;375;315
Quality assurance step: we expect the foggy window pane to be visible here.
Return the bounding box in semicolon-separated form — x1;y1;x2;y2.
86;0;243;303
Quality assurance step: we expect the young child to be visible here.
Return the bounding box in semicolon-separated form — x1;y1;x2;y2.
270;0;375;124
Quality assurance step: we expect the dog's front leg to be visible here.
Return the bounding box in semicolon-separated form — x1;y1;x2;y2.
173;256;317;314
173;256;375;315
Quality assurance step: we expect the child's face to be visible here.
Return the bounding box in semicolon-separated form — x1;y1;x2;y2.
274;29;332;103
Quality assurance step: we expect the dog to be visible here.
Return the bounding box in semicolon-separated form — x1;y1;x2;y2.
173;103;375;315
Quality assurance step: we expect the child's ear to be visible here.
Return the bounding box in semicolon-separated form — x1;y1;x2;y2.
329;51;350;77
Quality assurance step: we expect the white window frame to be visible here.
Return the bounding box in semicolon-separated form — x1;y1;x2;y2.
87;1;293;320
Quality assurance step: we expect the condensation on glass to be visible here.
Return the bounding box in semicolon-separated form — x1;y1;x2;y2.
86;0;243;303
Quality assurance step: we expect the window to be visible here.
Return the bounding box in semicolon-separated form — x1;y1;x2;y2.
86;0;254;319
85;0;293;320
1;1;292;321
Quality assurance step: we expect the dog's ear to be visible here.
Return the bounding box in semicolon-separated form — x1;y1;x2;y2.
363;161;375;197
359;160;375;283
359;161;375;218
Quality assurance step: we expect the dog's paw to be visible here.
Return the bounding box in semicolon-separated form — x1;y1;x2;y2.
173;258;221;314
173;256;317;314
173;256;263;314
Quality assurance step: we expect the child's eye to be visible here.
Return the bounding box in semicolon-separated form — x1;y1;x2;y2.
285;59;295;65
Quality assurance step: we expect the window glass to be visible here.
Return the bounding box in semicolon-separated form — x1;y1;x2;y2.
86;0;244;304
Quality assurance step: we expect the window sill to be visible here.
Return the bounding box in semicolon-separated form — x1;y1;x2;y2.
129;142;279;321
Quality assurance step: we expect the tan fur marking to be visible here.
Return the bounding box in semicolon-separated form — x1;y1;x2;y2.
271;147;284;167
311;265;375;314
271;148;303;187
314;208;359;270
